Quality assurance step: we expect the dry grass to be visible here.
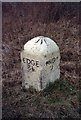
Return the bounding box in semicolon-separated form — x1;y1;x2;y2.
2;3;80;119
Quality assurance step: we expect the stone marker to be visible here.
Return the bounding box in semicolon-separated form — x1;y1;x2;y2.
21;36;60;91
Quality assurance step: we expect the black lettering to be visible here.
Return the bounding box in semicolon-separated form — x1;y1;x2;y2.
52;58;56;63
46;57;57;65
23;58;39;68
31;60;35;66
32;66;35;71
26;59;31;64
23;58;26;63
36;61;39;67
56;56;58;59
27;64;31;69
46;61;50;65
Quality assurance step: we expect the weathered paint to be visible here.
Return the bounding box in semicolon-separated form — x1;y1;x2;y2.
21;36;60;91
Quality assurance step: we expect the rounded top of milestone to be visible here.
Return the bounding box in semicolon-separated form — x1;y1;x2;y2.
24;36;59;56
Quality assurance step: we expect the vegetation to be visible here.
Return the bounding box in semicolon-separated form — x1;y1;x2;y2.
2;3;80;119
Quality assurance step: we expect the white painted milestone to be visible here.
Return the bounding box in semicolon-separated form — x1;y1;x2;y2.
21;36;60;91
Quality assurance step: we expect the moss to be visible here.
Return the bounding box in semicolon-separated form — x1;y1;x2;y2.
43;79;77;95
42;79;78;104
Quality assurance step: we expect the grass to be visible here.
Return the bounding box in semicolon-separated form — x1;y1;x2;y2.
3;79;80;118
41;79;79;104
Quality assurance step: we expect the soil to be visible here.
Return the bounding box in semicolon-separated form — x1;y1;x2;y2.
2;3;80;119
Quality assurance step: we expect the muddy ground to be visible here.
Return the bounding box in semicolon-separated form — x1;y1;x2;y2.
2;3;80;119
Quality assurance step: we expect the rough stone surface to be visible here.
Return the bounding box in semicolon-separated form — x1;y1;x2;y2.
21;36;60;91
